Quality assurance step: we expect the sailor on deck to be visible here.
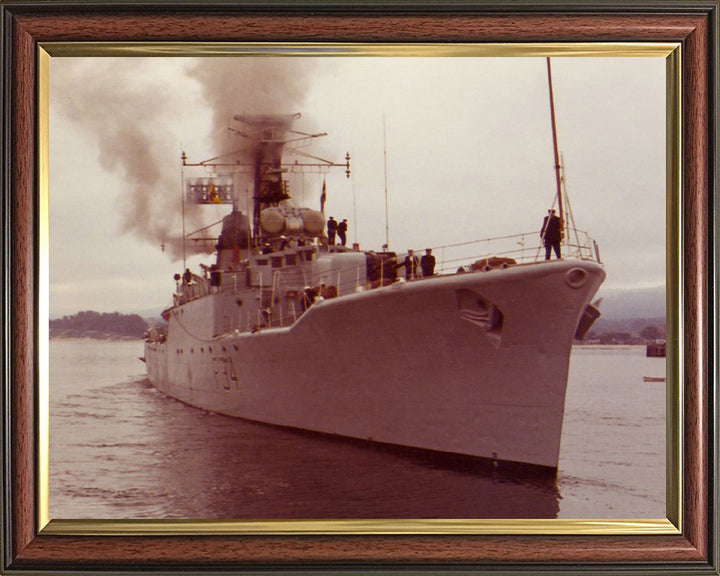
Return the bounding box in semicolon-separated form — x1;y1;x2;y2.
540;209;562;260
421;248;436;277
401;250;420;280
337;219;348;246
327;216;338;245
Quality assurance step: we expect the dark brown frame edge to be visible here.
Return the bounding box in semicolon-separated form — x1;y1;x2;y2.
1;0;717;574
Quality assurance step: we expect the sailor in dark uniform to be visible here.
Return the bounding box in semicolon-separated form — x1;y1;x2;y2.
420;248;436;277
327;216;338;245
540;209;562;260
337;219;348;246
402;249;420;280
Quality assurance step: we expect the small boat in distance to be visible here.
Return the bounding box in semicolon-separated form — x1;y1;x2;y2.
144;61;605;474
647;340;667;357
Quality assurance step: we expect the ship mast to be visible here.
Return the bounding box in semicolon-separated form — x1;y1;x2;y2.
180;151;187;270
546;57;565;233
179;114;351;251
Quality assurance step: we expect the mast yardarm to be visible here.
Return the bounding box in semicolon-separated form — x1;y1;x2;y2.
181;113;350;247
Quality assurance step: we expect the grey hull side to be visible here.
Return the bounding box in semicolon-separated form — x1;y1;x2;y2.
146;260;605;469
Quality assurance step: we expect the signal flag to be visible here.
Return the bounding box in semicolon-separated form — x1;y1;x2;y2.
320;179;327;213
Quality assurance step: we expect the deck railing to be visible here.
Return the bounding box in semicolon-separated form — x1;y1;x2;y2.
170;228;602;330
429;228;601;274
257;228;601;328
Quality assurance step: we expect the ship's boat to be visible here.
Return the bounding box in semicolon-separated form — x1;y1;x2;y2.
646;340;667;357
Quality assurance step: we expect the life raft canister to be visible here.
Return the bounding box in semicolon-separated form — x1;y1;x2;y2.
302;210;325;235
260;208;285;234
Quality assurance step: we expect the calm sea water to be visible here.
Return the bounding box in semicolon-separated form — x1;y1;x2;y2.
49;340;665;520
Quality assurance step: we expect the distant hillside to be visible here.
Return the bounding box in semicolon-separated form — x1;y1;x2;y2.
592;316;665;334
583;286;665;344
130;285;665;322
49;285;665;342
50;310;147;340
594;285;665;319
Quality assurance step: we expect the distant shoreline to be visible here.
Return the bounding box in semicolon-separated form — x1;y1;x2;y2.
573;344;643;350
49;311;148;341
49;331;142;341
48;335;647;348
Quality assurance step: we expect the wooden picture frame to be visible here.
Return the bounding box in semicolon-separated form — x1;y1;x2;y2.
2;0;717;573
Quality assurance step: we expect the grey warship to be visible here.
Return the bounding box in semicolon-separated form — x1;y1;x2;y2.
144;111;605;472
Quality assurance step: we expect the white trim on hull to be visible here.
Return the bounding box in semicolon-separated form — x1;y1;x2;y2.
146;260;604;470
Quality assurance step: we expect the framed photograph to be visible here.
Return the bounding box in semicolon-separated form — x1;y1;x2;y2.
2;1;717;574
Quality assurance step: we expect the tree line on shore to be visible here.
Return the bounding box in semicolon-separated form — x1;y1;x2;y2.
49;309;666;345
583;324;666;345
50;310;147;339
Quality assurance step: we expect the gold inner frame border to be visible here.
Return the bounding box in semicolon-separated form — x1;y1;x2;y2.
36;41;682;537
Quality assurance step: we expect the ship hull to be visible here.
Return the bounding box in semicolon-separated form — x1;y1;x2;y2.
146;260;604;470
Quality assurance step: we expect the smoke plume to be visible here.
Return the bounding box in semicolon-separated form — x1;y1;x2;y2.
52;56;314;261
186;57;316;160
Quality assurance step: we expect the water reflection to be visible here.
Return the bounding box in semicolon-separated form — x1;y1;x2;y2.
144;382;559;519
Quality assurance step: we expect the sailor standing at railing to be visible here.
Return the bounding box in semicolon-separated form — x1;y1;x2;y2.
400;250;420;280
421;248;436;277
540;209;562;260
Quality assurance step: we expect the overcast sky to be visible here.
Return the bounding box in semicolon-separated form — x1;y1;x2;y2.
49;55;666;318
